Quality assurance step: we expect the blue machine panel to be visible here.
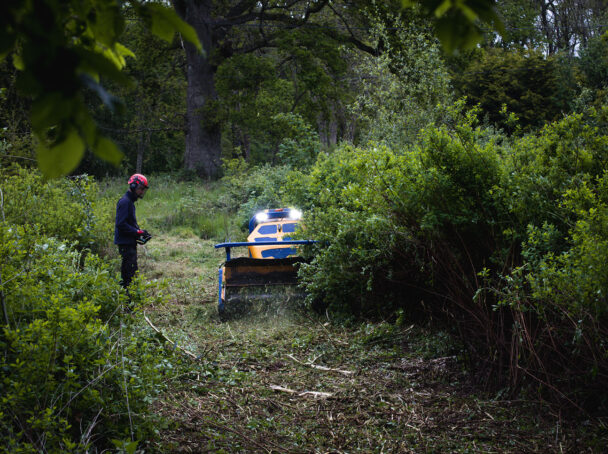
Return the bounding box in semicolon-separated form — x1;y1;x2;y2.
283;223;297;233
261;248;296;258
258;225;278;234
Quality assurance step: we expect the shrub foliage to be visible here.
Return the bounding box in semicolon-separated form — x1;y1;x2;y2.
0;167;171;451
282;104;608;411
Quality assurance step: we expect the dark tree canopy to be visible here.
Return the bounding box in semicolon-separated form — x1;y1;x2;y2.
1;0;200;178
1;0;505;178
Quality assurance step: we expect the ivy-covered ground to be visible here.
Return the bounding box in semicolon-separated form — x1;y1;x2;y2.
138;233;607;453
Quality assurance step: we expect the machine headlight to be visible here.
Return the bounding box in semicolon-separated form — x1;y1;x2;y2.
255;212;269;222
288;208;302;220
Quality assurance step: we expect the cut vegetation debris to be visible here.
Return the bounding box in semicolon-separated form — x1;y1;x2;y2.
142;231;608;453
150;312;606;453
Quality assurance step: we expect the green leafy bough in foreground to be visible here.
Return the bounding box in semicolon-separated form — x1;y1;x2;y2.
0;0;201;178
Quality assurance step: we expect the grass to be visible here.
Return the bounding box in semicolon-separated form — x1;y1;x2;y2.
144;295;606;453
97;175;242;243
98;176;608;453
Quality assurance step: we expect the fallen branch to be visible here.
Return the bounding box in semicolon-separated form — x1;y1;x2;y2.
270;384;333;399
286;353;355;376
143;310;200;360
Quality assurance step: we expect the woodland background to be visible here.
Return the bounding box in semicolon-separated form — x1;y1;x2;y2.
2;0;608;451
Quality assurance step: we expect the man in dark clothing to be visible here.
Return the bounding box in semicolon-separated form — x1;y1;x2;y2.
114;173;150;288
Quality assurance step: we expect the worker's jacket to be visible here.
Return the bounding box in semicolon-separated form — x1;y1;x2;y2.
114;191;140;245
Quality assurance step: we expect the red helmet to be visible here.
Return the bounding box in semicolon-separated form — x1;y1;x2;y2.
128;173;149;189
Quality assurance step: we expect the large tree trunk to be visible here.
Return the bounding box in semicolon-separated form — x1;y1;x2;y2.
175;0;222;179
317;112;329;147
328;105;338;146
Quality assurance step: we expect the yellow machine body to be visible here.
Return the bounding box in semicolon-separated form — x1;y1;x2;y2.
216;208;312;319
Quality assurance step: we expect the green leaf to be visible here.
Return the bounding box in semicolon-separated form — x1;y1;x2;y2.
434;0;452;17
75;48;133;87
115;42;136;60
125;440;139;454
73;101;98;146
435;15;482;53
144;3;203;53
89;2;123;48
80;74;123;112
458;4;479;22
93;136;123;166
12;53;24;70
401;0;504;52
31;94;76;133
110;439;139;454
37;128;86;178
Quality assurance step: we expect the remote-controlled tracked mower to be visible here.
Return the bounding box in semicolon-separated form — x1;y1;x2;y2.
215;208;315;320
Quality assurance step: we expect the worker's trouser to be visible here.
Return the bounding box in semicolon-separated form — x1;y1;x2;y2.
118;244;138;288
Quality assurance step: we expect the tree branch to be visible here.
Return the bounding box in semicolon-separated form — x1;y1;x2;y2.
327;1;377;54
215;0;329;29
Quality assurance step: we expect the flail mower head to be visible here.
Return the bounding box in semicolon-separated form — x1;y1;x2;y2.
215;208;315;320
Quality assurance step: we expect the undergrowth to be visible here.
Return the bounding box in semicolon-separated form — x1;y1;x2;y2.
146;296;608;453
0;167;180;452
4;97;608;450
140;226;608;453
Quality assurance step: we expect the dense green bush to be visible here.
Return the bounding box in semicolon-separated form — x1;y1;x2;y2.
288;104;608;410
219;159;306;232
0;166;106;252
346;11;451;149
579;35;608;93
0;170;174;451
273;112;321;170
505;185;608;407
493;110;608;408
297;105;508;315
453;49;575;133
291;144;414;314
